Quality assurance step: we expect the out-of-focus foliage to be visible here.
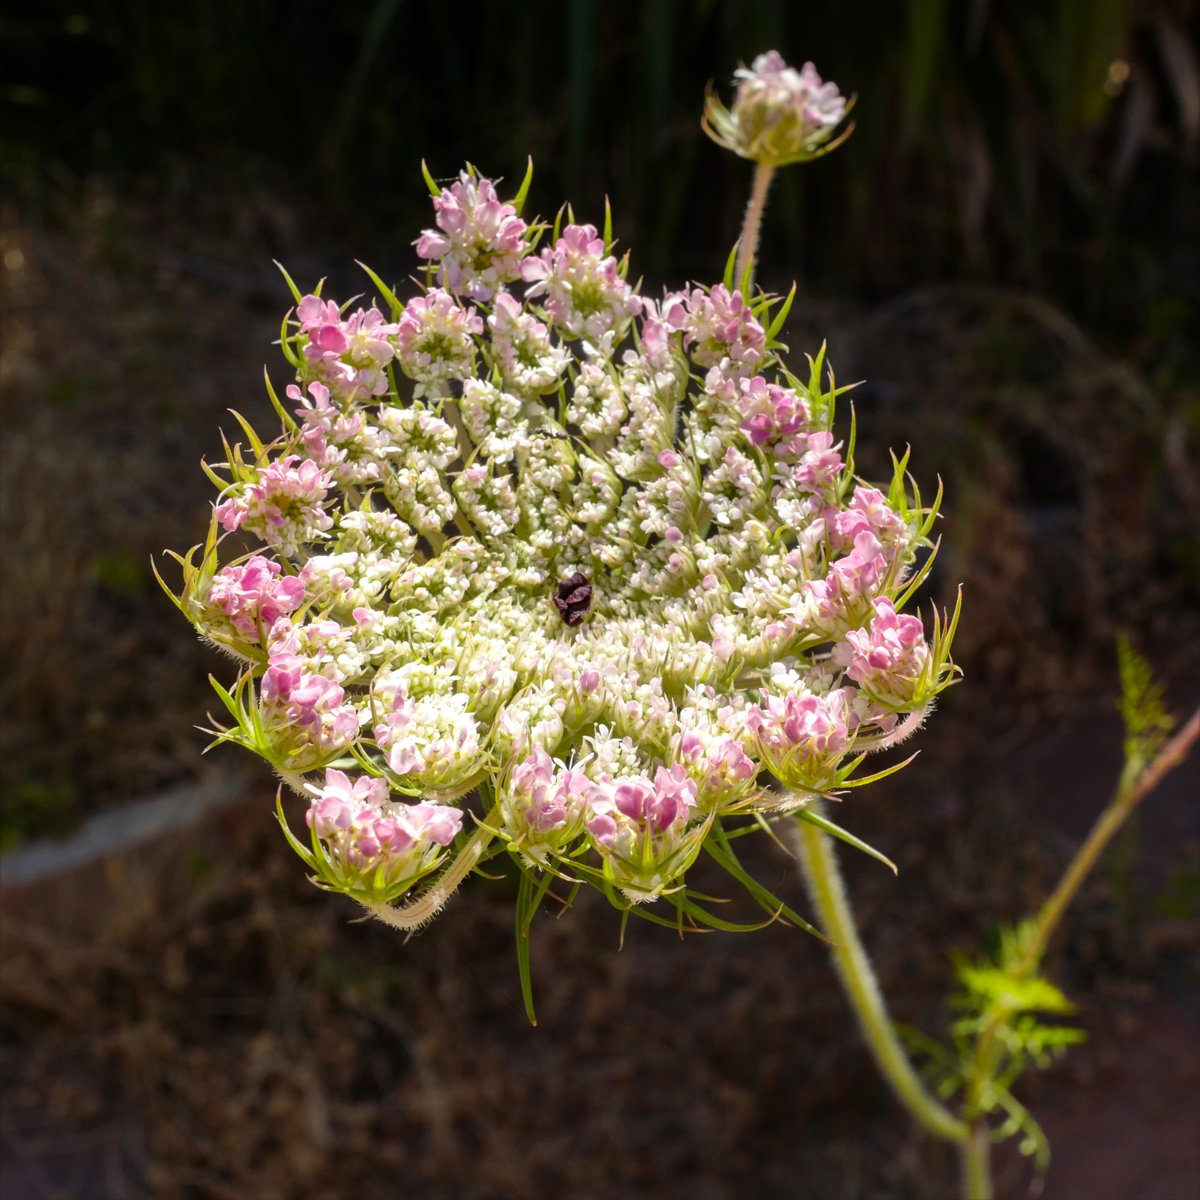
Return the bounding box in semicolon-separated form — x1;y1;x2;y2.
3;0;1196;362
906;921;1087;1172
1117;632;1176;788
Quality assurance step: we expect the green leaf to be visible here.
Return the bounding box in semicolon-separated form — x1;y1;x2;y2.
226;409;267;461
673;893;778;933
151;550;190;616
722;240;740;292
207;674;246;725
357;261;402;317
420;158;442;198
765;282;796;343
199;457;229;492
263;368;298;433
794;808;898;874
834;750;920;790
275;791;317;869
514;869;544;1025
705;820;829;937
842;402;858;487
1117;634;1174;786
511;156;534;215
279;308;301;368
274;260;304;305
894;540;941;610
886;445;913;510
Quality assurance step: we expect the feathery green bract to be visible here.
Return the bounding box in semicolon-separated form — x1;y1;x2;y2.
1116;635;1174;791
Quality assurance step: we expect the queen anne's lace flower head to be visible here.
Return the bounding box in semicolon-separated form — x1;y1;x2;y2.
169;161;957;927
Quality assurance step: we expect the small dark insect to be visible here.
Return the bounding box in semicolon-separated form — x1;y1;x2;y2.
553;572;593;627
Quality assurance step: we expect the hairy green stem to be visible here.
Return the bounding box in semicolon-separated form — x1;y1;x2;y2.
795;808;968;1144
734;162;776;293
962;1123;993;1200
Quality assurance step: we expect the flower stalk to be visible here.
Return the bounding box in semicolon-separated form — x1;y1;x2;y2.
735;162;775;293
795;803;968;1145
962;1124;993;1200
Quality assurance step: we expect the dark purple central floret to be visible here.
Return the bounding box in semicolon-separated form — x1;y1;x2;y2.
553;572;593;626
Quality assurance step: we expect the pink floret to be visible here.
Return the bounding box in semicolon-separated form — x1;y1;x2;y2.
207;555;305;640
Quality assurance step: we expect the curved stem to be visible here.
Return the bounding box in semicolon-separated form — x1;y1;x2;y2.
958;704;1199;1196
1018;703;1200;977
795;808;968;1144
734;163;776;293
965;704;1200;1093
854;702;929;755
360;815;498;932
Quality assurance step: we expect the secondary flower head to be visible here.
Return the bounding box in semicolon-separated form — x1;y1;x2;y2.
172;161;955;928
703;51;854;167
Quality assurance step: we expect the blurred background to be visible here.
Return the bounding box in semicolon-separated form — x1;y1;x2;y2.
2;1;1198;1197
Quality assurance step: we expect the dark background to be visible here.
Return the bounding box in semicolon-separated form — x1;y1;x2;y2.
2;2;1198;1197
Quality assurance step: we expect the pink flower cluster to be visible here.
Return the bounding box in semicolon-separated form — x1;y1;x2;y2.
172;155;955;918
487;292;569;394
501;747;592;854
288;378;345;434
393;289;484;391
287;380;388;486
806;530;890;628
674;729;756;807
665;285;766;374
214;455;334;555
307;768;463;877
261;620;359;765
416;171;529;301
734;52;848;141
373;688;481;786
522;224;639;341
746;686;855;790
737;375;808;449
586;765;698;852
827;485;908;552
792;431;844;495
835;597;930;708
296;295;397;402
206;555;305;640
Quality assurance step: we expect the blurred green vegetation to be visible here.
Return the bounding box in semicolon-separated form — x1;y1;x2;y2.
0;775;79;851
3;0;1197;368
